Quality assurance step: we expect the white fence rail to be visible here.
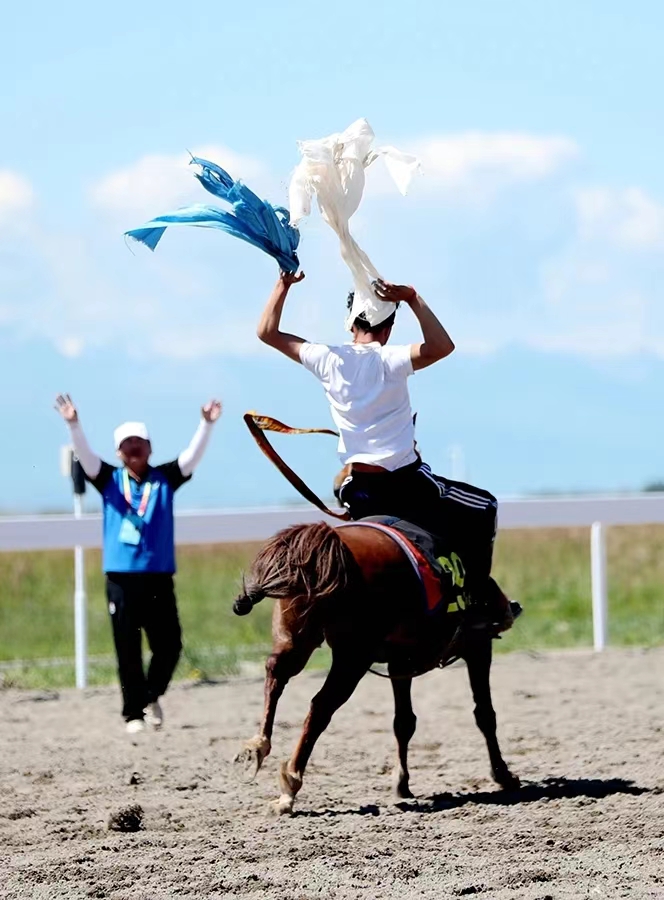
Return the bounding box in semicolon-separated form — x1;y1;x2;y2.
3;494;664;553
2;494;664;687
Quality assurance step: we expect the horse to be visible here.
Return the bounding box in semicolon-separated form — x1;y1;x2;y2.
231;520;520;815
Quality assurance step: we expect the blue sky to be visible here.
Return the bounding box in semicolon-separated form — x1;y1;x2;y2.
1;0;663;512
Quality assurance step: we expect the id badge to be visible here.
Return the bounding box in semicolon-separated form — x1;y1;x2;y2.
119;516;142;546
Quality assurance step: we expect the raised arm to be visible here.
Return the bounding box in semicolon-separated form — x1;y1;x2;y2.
55;394;101;479
257;271;308;363
54;394;103;478
374;280;455;371
178;400;222;477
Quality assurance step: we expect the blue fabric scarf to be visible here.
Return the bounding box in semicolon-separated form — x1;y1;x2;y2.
125;157;300;272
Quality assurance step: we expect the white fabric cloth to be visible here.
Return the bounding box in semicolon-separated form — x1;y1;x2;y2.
299;341;417;471
289;119;421;330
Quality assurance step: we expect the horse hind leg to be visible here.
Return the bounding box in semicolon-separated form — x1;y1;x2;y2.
465;636;520;790
390;673;417;799
233;627;319;781
275;648;371;815
232;648;283;781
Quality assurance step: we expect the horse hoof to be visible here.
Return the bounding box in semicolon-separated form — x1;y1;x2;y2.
232;739;269;783
394;782;414;800
271;796;294;816
392;765;414;799
232;747;260;783
494;768;521;791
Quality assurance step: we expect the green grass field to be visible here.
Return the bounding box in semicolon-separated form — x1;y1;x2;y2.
1;525;662;688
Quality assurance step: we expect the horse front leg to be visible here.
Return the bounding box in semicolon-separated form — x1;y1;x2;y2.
389;672;417;799
276;649;370;815
464;636;520;790
234;607;319;780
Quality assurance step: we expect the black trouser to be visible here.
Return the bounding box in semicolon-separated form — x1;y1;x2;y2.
338;460;497;603
105;573;182;721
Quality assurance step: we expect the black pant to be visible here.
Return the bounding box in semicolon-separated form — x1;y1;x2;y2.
338;460;497;601
106;573;182;721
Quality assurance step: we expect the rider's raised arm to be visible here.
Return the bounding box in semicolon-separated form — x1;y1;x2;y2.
257;271;308;364
408;292;455;371
375;282;455;372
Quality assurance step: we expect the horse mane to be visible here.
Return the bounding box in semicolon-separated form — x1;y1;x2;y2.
244;521;352;604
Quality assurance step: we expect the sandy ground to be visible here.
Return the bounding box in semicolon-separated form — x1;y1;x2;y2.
1;647;663;900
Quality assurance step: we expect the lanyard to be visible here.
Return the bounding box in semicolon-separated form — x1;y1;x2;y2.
122;469;152;518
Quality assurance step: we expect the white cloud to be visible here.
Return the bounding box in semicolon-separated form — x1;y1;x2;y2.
424;180;664;361
527;198;664;359
528;285;651;358
409;132;579;199
0;221;274;361
0;170;34;225
146;322;262;360
90;146;271;223
0;145;283;360
57;336;85;358
5;134;664;364
575;186;664;249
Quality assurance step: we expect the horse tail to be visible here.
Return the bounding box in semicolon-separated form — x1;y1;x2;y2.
232;578;261;616
233;522;354;617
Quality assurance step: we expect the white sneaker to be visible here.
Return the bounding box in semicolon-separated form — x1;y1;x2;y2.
144;701;163;730
126;719;146;735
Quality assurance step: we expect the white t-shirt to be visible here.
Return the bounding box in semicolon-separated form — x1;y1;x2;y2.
299;341;417;471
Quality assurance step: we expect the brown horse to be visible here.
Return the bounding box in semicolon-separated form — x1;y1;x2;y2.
232;520;520;815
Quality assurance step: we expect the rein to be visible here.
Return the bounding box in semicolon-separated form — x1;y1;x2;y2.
243;412;351;521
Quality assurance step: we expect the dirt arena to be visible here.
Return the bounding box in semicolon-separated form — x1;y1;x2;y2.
1;647;663;899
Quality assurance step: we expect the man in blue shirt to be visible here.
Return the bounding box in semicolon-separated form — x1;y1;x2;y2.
55;394;221;734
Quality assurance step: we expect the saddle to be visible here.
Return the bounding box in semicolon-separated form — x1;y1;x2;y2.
340;516;461;616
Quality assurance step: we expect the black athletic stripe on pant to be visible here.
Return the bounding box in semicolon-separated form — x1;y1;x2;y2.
106;573;182;721
338;460;497;600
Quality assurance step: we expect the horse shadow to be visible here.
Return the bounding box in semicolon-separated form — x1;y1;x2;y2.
293;776;650;818
396;776;650;813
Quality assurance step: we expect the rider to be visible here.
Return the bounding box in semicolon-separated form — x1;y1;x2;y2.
257;271;514;630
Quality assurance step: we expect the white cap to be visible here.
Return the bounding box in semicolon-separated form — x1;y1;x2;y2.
114;421;150;450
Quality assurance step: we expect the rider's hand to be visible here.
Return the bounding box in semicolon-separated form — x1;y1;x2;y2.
55;394;78;424
202;400;222;423
279;270;305;288
374;280;417;305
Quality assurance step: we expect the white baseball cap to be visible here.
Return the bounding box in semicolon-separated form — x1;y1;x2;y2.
114;421;150;450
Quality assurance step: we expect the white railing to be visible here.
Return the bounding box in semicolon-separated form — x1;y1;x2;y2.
2;494;664;687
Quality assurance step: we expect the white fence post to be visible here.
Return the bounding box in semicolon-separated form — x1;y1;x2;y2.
73;494;88;689
590;521;608;652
